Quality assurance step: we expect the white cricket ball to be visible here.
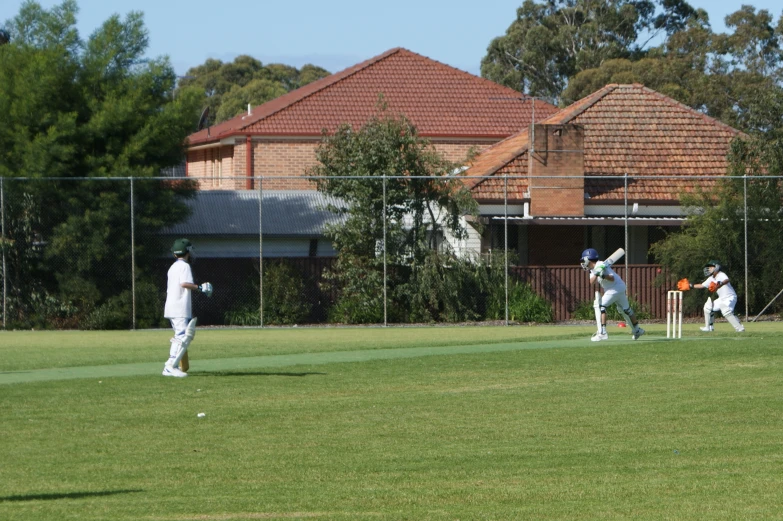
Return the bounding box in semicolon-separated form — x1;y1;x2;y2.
197;412;206;418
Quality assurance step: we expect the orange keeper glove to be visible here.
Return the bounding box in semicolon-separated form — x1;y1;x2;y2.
677;278;692;291
708;280;719;292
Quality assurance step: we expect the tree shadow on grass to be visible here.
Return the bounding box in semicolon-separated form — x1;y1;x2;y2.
194;371;327;377
0;489;143;502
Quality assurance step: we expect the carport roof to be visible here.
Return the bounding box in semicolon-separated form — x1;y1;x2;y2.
164;190;345;237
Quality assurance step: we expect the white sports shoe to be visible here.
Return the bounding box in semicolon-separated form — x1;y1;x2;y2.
591;332;608;342
162;365;188;378
632;327;645;340
699;326;714;332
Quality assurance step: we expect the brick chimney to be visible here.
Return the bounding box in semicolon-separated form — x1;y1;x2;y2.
528;124;584;217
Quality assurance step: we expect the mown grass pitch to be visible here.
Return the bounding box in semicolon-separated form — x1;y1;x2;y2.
1;323;781;520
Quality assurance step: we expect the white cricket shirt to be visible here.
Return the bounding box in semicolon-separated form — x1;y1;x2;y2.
702;272;736;299
164;259;194;319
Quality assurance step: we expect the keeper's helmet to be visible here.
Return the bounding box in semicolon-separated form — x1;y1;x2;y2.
580;248;600;271
703;259;721;277
171;238;193;257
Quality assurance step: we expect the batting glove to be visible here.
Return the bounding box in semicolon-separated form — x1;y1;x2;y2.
592;262;606;276
198;282;213;297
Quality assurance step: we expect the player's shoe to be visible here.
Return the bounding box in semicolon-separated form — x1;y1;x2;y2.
162;365;188;378
699;326;714;332
591;332;608;341
632;327;645;340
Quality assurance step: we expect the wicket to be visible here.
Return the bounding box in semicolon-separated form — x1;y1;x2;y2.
667;290;683;338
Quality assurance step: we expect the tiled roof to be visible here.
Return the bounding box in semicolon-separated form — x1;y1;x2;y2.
164;190;346;237
187;48;558;145
464;84;743;203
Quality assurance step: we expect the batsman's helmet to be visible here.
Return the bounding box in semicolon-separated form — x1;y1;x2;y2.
703;259;721;277
171;238;193;256
581;248;600;262
580;248;599;271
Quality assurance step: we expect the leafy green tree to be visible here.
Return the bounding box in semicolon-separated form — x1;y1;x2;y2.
215;79;287;122
650;86;783;316
179;56;330;124
0;1;200;328
310;108;479;323
481;0;667;102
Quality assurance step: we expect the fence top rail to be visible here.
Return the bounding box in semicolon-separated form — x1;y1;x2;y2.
2;174;780;182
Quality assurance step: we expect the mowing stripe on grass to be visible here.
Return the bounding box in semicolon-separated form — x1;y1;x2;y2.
0;335;708;385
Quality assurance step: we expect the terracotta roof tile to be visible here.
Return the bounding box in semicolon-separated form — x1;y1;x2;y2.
463;84;743;203
187;48;559;145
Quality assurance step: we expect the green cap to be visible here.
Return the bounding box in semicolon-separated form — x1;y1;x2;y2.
704;259;721;267
171;238;193;256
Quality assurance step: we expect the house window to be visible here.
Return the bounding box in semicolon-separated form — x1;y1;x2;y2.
308;239;318;257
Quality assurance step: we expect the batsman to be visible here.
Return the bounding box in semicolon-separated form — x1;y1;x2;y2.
580;248;645;342
162;238;213;378
676;260;745;332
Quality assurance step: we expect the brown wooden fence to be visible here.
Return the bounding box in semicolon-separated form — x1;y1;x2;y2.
511;264;669;320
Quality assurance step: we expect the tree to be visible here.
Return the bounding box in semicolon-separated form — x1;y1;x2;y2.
480;0;716;104
0;1;201;328
215;79;287;122
310;107;479;323
179;56;330;124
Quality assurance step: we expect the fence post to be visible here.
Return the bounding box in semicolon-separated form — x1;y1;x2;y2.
744;175;749;320
383;175;388;327
130;177;136;330
504;174;509;325
624;173;629;284
1;177;5;330
258;175;264;327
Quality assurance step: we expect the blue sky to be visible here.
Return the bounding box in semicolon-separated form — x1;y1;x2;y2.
5;0;783;76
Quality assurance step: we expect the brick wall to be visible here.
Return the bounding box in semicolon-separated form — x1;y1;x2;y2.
528;124;585;217
254;140;320;190
188;138;496;190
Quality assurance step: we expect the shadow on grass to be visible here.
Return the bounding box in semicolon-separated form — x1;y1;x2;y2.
0;489;143;502
194;371;327;377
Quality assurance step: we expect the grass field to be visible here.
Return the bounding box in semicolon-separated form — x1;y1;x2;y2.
1;323;781;520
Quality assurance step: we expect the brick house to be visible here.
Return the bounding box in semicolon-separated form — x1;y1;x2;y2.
184;47;558;193
464;83;742;264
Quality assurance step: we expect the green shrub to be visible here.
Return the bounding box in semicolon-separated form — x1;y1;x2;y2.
82;281;166;330
487;281;554;323
326;262;385;324
225;261;312;326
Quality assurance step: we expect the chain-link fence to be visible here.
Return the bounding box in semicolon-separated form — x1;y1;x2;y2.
1;174;781;329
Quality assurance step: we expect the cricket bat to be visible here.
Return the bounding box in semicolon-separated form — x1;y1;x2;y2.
179;352;189;372
604;248;625;266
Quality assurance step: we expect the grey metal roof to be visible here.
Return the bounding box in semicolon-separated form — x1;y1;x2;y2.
164;190;346;237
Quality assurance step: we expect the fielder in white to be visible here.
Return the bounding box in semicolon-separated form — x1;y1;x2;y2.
162;238;213;378
580;248;645;342
678;260;744;332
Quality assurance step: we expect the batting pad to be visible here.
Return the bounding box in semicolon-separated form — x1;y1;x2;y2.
171;318;198;368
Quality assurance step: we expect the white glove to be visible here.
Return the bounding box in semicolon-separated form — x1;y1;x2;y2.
198;282;213;297
592;262;606;276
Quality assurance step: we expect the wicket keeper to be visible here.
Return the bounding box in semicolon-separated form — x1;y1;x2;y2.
677;260;745;332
